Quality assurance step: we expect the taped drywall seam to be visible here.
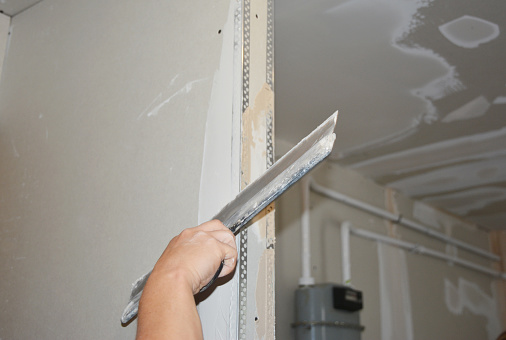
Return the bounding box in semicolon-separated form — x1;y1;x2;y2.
377;242;414;340
240;0;276;337
384;188;399;238
242;83;274;339
197;0;241;338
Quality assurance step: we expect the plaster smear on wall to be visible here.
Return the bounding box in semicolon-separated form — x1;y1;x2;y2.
413;201;442;229
137;77;208;120
444;278;501;340
377;243;414;340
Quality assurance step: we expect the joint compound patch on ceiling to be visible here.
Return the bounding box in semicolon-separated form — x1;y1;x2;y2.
442;95;490;123
492;96;506;105
424;187;506;216
323;0;463;156
387;155;506;198
439;15;500;49
444;278;500;340
351;127;506;178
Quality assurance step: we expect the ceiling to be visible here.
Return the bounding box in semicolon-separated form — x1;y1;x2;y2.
275;0;506;230
2;0;504;230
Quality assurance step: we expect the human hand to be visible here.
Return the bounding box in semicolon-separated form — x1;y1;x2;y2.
149;220;238;294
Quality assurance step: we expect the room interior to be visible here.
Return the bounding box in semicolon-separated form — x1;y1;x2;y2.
0;0;505;339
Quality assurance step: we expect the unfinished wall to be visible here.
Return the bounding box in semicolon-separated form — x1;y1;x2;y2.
0;13;9;77
276;159;504;340
0;0;237;338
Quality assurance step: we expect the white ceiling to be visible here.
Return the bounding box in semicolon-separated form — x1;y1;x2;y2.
275;0;506;230
0;0;41;16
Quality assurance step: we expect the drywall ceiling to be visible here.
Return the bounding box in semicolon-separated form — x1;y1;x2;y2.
0;0;42;16
275;0;506;230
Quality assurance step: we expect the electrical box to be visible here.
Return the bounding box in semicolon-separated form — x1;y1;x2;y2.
293;283;364;340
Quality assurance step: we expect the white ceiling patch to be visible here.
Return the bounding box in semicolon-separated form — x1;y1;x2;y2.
424;187;506;216
492;96;506;105
439;15;500;49
387;156;506;197
444;278;500;340
442;95;490;123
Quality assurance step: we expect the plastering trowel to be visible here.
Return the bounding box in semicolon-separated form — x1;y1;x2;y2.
121;111;338;324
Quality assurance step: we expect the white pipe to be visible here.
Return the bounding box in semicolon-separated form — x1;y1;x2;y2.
341;221;352;286
350;227;506;280
310;179;500;262
299;177;315;286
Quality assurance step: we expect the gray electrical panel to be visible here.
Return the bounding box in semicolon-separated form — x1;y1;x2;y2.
293;284;364;340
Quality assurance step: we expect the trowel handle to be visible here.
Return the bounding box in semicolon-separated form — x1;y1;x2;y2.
199;260;224;293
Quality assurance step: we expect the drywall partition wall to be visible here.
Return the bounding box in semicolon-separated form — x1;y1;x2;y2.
275;160;504;340
0;0;238;339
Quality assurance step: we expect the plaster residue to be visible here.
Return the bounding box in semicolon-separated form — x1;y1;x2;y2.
413;201;442;229
377;243;414;340
439;15;500;49
137;77;207;120
337;117;421;160
255;249;275;340
444;278;500;340
424;187;506;216
492;96;506;105
384;188;400;237
323;0;462;155
387;155;506;197
351;126;506;178
241;83;274;240
442;95;490;123
10;139;19;158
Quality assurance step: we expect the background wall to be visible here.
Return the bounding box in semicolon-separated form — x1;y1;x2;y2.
0;0;234;338
276;160;504;340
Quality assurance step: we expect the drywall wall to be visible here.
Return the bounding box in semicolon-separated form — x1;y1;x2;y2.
275;158;504;339
0;0;235;338
0;13;9;77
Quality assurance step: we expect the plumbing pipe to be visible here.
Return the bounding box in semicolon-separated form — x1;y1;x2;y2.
351;227;506;280
341;221;352;286
310;179;500;262
299;177;315;286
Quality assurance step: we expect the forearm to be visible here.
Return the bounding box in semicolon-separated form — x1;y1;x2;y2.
136;271;203;340
135;220;237;339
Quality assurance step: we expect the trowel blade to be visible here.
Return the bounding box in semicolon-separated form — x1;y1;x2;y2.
121;111;338;324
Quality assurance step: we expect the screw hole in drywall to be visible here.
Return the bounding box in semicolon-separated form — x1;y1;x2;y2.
255;14;258;19
255;317;258;322
218;29;222;34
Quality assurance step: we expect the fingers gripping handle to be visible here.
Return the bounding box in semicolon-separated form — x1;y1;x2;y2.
199;260;224;293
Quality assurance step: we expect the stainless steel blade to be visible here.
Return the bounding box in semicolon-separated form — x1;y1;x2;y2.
121;111;338;324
